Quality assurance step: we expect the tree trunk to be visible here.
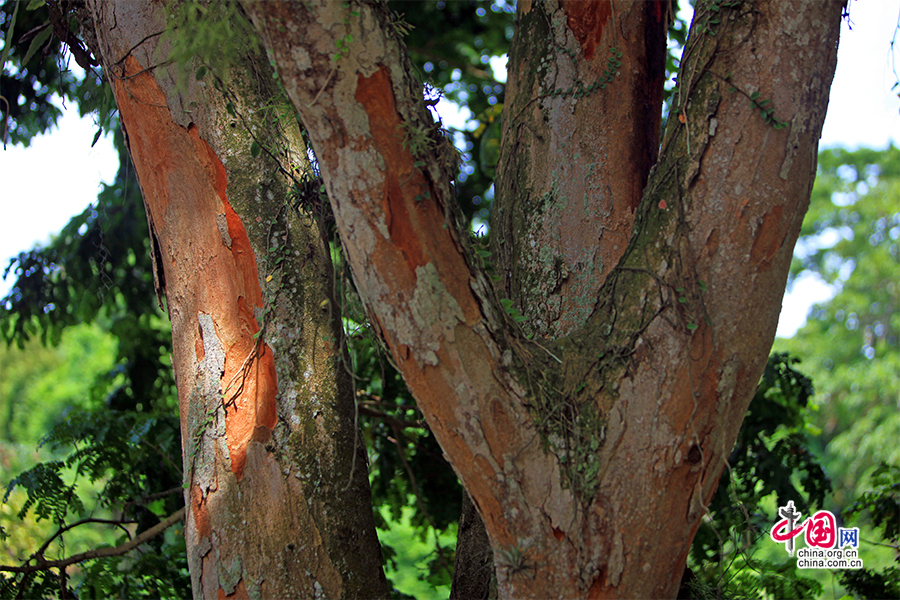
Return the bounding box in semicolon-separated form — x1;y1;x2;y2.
85;1;389;598
495;0;669;339
244;0;842;598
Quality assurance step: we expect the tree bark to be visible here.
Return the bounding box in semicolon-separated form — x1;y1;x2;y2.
85;1;389;598
495;0;669;339
245;0;842;597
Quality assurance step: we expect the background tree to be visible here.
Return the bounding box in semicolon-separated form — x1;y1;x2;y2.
776;146;900;509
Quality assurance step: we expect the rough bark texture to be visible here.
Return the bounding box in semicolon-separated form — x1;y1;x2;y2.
86;1;388;598
75;0;845;596
245;0;842;598
449;490;495;599
495;0;669;338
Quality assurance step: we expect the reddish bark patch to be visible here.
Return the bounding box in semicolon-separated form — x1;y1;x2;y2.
191;485;211;539
354;66;480;323
587;571;608;599
216;578;250;600
217;579;248;600
354;66;428;269
186;128;278;481
112;56;277;482
750;205;785;265
561;0;612;61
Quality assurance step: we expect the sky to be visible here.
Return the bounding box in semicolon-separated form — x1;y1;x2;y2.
1;0;898;339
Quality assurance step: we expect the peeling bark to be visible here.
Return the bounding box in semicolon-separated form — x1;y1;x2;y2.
78;0;845;596
245;0;841;597
86;1;388;598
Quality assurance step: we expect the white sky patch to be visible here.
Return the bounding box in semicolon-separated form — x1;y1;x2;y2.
777;274;838;338
489;54;508;83
0;108;118;297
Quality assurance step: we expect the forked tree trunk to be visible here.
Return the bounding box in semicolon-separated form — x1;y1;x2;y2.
85;1;388;597
495;0;669;339
244;0;842;598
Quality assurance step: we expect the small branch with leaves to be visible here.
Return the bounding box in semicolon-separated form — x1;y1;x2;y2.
0;507;185;575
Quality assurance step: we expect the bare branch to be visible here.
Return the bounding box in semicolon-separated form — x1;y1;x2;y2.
122;486;183;510
31;517;137;563
357;401;426;430
0;508;185;574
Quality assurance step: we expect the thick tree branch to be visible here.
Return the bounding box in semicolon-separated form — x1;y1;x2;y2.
241;2;550;542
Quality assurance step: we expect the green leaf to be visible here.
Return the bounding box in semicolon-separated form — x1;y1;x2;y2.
250;141;261;158
195;66;208;81
21;25;53;66
0;0;21;70
686;323;698;331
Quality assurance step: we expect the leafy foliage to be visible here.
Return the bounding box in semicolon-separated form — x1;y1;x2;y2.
0;406;185;598
843;463;900;544
163;0;261;87
777;145;900;509
1;0;117;147
0;1;75;147
687;353;830;600
2;3;180;592
838;463;900;600
0;324;116;442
